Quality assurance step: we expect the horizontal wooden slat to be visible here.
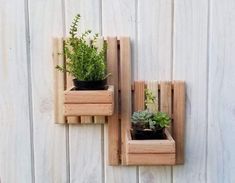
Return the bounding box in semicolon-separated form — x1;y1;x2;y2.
64;85;114;104
64;104;113;116
126;153;176;165
127;130;175;154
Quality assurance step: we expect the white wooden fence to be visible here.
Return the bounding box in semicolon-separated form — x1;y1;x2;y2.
0;0;235;182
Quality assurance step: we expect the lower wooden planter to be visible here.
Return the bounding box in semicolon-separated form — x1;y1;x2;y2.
64;85;114;116
126;129;176;165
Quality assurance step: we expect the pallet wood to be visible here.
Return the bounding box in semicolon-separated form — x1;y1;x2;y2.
120;37;132;165
107;37;120;165
80;38;93;124
173;81;185;164
53;38;66;124
94;37;106;124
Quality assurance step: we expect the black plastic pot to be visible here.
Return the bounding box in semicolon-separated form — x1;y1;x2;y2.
132;128;166;140
73;79;107;90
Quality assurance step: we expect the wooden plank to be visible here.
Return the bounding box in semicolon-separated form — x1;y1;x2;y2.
160;82;172;133
106;37;120;165
103;1;137;182
0;1;32;182
28;0;68;181
65;0;103;182
94;37;106;124
120;37;132;165
137;0;173;182
64;104;113;116
65;37;79;124
53;38;66;124
126;153;175;166
64;86;113;104
127;140;175;154
173;81;185;164
146;81;159;112
79;38;94;124
208;0;235;182
134;81;145;111
173;0;208;181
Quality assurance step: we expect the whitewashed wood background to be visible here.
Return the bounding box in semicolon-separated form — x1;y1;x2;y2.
0;0;235;182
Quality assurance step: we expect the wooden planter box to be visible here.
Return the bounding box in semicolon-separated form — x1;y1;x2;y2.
64;85;114;116
126;129;176;165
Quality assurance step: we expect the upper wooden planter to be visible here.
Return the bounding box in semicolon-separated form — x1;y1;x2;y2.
64;86;114;116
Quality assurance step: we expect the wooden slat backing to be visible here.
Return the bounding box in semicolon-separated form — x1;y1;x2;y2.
160;82;172;133
134;81;145;111
107;37;119;165
53;38;66;124
146;81;159;112
94;37;106;124
173;81;185;164
120;37;132;165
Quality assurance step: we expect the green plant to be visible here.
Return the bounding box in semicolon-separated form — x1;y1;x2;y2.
131;89;171;130
145;89;157;112
56;14;108;81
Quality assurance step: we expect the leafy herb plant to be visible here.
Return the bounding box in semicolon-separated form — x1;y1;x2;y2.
56;14;108;81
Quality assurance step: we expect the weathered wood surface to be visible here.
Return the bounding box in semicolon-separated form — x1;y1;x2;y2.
137;0;173;182
0;1;32;182
173;0;208;182
28;0;68;182
208;0;235;182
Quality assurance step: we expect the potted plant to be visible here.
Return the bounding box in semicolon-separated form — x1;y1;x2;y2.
131;89;171;140
56;14;109;90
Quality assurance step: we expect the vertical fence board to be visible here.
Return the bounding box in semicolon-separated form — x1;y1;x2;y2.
134;81;145;111
208;0;235;182
138;0;173;182
102;1;138;182
0;1;32;182
65;0;103;182
173;0;208;182
28;0;68;182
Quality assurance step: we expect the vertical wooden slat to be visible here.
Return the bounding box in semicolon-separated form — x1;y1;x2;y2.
146;81;159;112
80;38;93;124
160;82;172;133
107;37;119;165
134;81;145;111
173;81;185;164
94;37;106;124
120;37;132;165
53;38;66;124
65;38;80;124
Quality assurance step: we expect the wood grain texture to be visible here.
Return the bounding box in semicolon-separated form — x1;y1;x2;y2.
94;37;106;124
0;1;32;182
173;0;208;182
120;37;132;165
138;0;173;182
102;1;137;182
106;37;120;165
173;82;185;164
134;81;145;111
53;38;66;124
207;0;235;182
28;0;68;182
65;0;103;182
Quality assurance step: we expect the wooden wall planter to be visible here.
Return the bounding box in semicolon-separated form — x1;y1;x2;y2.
123;81;185;165
53;37;185;166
